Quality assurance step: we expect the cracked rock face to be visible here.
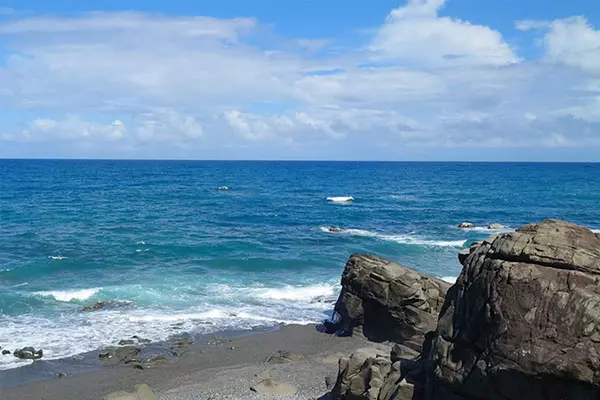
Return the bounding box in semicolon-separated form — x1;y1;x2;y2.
425;219;600;400
334;254;451;347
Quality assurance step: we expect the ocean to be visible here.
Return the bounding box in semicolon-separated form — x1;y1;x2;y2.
1;160;599;370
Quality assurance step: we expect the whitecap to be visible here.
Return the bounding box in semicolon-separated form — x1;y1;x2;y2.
10;282;29;288
48;256;68;260
136;241;146;245
34;288;102;302
441;276;457;284
320;227;466;247
257;284;336;302
327;196;354;203
592;229;600;234
136;248;150;253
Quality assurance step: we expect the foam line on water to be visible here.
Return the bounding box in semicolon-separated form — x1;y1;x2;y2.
320;227;466;247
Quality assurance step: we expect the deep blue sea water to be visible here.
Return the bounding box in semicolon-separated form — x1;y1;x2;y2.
1;160;599;369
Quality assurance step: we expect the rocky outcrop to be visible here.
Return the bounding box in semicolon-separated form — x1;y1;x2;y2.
457;222;474;229
330;254;450;347
424;219;600;400
331;347;426;400
13;347;43;360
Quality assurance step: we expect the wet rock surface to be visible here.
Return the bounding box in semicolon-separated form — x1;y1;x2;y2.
13;347;43;360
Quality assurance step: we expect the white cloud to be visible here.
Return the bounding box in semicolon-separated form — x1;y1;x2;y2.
370;0;518;66
0;2;599;159
2;116;127;142
544;17;600;73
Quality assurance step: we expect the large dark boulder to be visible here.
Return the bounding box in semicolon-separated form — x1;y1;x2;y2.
424;219;600;400
332;254;450;348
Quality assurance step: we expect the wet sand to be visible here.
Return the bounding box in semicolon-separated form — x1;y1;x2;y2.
0;324;393;400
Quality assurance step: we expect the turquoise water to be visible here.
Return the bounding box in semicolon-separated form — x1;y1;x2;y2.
1;160;599;369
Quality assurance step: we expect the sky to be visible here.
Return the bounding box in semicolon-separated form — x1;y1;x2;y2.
0;0;599;161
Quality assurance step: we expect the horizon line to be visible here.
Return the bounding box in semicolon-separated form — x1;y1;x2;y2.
0;157;599;163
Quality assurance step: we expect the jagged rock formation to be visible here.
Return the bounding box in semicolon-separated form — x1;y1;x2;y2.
331;254;450;348
424;219;600;400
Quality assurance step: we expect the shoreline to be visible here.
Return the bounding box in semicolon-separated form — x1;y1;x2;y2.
0;324;388;400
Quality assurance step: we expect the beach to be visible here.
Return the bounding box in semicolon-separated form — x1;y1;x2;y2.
0;324;388;400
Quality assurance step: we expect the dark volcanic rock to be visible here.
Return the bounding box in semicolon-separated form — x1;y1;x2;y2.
13;347;43;360
332;254;450;347
2;350;10;355
424;219;600;400
331;347;422;400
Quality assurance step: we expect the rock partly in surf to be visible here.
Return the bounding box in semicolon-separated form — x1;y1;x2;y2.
13;347;43;360
487;223;504;229
457;222;474;228
217;186;229;191
2;349;11;355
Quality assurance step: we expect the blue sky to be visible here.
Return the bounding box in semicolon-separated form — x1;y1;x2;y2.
0;0;599;160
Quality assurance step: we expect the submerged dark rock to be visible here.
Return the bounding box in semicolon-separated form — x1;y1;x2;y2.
13;347;43;360
424;219;600;400
331;254;450;347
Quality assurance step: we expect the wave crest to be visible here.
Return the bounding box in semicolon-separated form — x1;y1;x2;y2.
34;288;102;302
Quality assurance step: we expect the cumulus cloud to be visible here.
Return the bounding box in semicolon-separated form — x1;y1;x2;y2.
370;0;518;66
0;0;599;159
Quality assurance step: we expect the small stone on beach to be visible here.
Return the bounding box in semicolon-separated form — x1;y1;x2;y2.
266;350;305;364
103;384;157;400
250;379;298;396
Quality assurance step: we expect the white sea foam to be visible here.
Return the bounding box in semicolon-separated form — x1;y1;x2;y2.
258;284;336;301
462;226;512;233
592;229;600;234
441;276;457;284
320;227;466;247
10;282;29;288
34;288;102;302
327;196;354;203
0;281;334;370
48;256;68;260
136;241;146;245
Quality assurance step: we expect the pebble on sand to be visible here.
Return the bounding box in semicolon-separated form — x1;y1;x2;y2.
103;384;157;400
250;379;298;396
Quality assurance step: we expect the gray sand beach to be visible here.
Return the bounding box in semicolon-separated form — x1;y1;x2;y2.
0;324;392;400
